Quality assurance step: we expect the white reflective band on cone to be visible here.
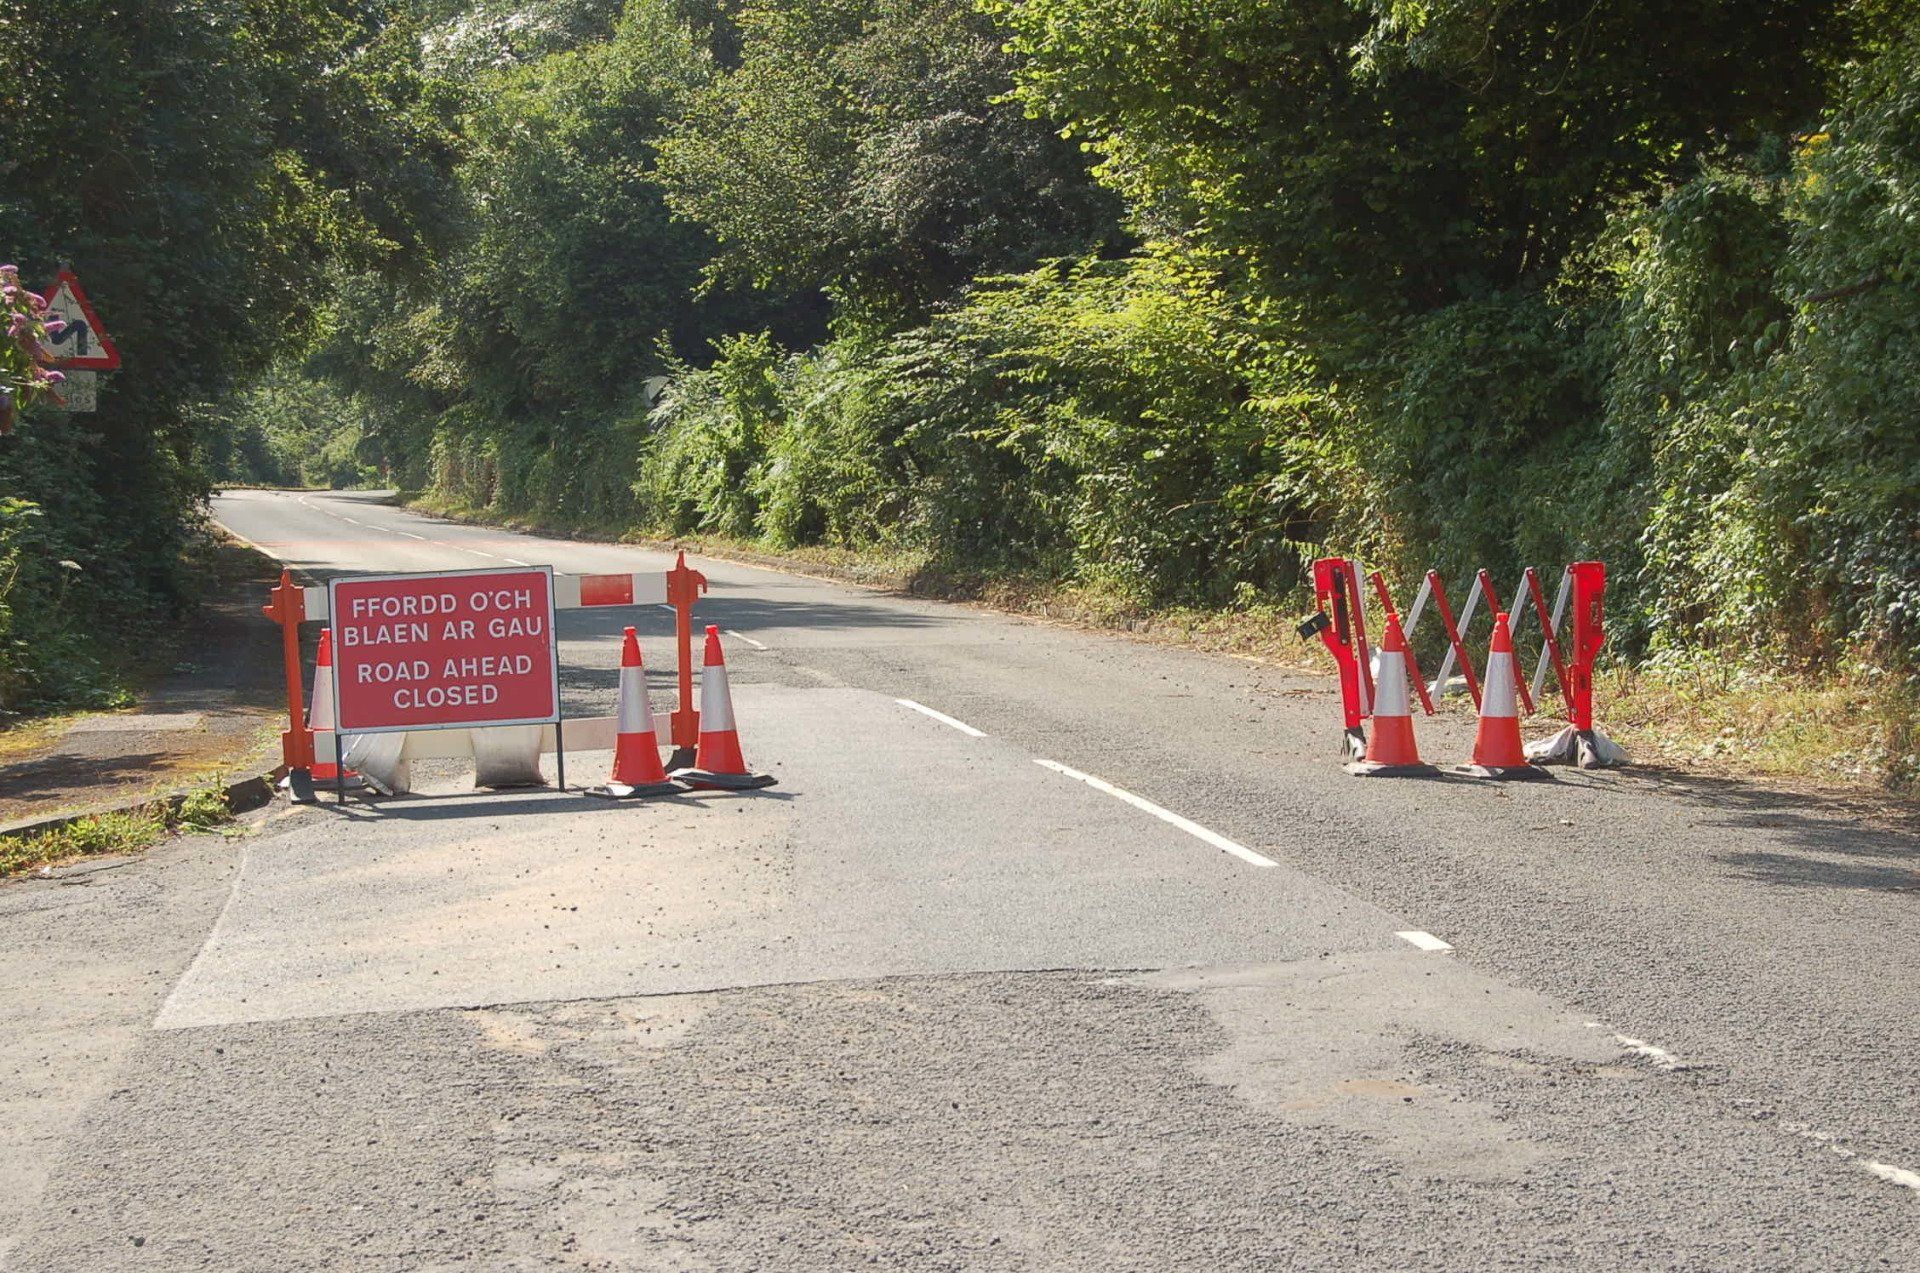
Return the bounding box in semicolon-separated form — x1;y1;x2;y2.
1373;650;1410;716
699;662;737;732
617;665;653;735
1482;651;1518;717
310;666;337;731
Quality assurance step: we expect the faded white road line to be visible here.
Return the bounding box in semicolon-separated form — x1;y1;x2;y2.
1863;1160;1920;1193
895;699;985;737
1032;758;1277;869
727;630;769;650
1396;930;1453;952
1610;1032;1699;1071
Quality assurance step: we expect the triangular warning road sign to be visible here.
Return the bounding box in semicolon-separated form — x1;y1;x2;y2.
41;269;121;371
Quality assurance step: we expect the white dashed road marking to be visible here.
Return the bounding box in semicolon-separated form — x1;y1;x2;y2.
895;699;985;737
1396;930;1453;952
1032;759;1277;869
1863;1161;1920;1193
725;630;767;650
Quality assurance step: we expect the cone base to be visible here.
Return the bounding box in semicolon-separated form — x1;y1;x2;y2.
671;768;778;792
1342;726;1367;762
1452;762;1554;781
1345;760;1440;778
585;779;687;800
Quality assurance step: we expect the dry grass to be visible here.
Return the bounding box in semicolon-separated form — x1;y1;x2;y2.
1600;658;1919;794
0;782;236;880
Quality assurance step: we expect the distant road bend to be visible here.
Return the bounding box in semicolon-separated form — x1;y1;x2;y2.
1;487;1914;1270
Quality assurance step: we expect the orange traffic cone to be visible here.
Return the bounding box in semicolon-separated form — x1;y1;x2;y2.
1456;611;1551;781
586;627;683;799
1347;612;1438;777
671;626;776;791
308;628;359;787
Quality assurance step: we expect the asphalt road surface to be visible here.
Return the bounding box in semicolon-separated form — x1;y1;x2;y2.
3;488;1916;1270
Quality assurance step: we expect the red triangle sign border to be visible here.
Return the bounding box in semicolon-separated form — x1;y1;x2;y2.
45;268;122;371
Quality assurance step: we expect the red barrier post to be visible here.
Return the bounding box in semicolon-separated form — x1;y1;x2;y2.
1344;560;1375;709
665;551;708;752
1310;558;1365;732
261;569;313;774
1567;561;1606;731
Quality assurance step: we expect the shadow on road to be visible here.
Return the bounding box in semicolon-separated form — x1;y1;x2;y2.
1592;766;1920;893
314;786;797;824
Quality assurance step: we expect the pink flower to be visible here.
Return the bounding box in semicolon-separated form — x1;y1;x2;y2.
43;319;65;334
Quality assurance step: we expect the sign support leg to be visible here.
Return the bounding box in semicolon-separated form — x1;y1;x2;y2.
336;734;349;804
554;717;567;792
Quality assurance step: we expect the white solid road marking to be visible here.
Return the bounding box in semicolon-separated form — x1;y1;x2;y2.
1032;758;1277;869
1863;1161;1920;1193
727;630;768;650
895;698;985;737
1396;930;1454;953
503;558;531;566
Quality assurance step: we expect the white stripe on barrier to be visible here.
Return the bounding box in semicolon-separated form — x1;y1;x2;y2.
1403;573;1434;640
300;572;671;624
1431;573;1483;698
314;715;618;764
1531;567;1574;705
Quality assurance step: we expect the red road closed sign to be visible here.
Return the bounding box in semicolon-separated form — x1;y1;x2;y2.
328;566;560;734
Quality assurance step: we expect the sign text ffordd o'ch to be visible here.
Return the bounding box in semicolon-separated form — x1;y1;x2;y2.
328;567;560;733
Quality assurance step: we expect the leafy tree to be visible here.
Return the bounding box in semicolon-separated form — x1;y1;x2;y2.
996;0;1843;331
657;0;1119;323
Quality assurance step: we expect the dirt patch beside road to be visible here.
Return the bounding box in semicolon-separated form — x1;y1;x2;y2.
0;533;286;829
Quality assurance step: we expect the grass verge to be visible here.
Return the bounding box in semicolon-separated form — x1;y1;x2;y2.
0;783;237;880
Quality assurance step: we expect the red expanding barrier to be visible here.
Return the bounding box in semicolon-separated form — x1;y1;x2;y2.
1301;559;1624;776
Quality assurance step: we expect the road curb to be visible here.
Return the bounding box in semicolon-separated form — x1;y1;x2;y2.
0;767;287;844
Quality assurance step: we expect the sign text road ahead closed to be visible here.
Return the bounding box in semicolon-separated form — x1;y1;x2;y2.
328;566;560;733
